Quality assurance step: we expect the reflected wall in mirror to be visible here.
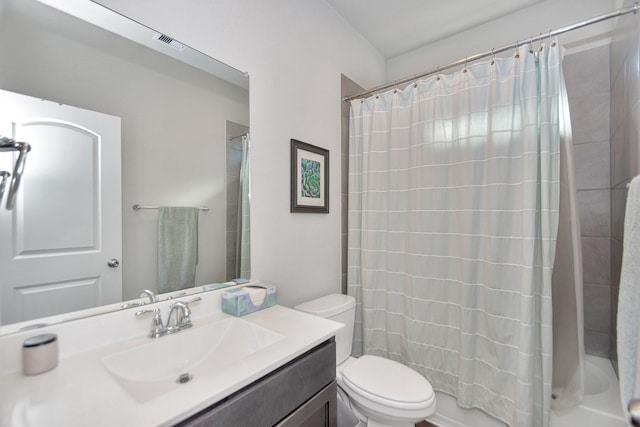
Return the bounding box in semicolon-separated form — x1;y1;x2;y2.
0;0;250;332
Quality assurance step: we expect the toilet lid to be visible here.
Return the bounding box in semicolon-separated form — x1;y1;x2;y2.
341;355;434;407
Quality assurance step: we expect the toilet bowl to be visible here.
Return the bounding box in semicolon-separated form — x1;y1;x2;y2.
338;355;436;427
295;294;436;427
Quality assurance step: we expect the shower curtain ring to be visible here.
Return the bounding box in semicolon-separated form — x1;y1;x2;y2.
528;38;534;54
538;33;544;51
463;57;468;73
514;41;520;59
491;48;495;65
436;66;441;80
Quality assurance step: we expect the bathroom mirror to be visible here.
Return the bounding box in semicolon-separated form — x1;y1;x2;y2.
0;0;250;333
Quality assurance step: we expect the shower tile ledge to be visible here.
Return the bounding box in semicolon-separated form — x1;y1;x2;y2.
551;355;626;427
427;356;626;427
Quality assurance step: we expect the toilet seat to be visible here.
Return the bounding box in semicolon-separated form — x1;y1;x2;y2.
340;355;435;412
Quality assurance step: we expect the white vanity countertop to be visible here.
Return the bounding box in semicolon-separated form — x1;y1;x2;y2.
0;299;342;427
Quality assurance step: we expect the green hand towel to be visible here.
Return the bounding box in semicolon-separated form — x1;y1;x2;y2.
158;206;199;293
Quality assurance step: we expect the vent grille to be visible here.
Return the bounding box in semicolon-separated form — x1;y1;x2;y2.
152;32;186;52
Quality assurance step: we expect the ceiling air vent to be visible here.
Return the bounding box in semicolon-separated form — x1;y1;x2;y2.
152;32;186;52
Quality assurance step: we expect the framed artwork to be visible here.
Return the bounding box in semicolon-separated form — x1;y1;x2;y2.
290;139;329;213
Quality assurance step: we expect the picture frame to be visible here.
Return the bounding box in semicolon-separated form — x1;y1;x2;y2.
290;139;329;213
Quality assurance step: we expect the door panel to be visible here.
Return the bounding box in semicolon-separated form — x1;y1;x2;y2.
12;277;102;322
0;89;122;325
18;122;99;253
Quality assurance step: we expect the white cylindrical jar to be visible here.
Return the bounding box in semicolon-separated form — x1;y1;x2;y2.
22;333;59;375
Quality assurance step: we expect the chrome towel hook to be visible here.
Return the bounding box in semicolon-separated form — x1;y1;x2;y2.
0;136;31;210
0;171;9;202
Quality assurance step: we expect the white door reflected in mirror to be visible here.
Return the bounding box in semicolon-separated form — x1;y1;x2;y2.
0;88;122;324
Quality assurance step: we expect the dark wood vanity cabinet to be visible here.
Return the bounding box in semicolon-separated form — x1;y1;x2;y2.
176;338;337;427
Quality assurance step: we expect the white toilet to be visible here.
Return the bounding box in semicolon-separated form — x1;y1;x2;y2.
295;293;436;427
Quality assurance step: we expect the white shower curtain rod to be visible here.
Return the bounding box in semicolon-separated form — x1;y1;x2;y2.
345;2;639;101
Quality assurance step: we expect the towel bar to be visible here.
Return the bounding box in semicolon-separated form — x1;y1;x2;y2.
132;204;209;211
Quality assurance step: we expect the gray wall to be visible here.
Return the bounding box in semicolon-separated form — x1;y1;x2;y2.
564;45;612;357
563;3;640;365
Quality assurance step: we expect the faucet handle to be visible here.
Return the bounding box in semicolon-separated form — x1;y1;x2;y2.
164;291;187;301
135;308;166;338
135;308;155;317
182;297;201;319
121;301;143;309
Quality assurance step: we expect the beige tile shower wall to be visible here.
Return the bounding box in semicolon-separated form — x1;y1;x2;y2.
226;122;250;281
609;2;640;373
564;45;611;358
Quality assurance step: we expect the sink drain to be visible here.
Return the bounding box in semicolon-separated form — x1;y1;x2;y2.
176;373;193;384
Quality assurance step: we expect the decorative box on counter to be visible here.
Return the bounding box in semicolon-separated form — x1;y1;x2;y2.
222;283;277;317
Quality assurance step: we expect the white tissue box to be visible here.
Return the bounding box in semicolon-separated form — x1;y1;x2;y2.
221;283;277;317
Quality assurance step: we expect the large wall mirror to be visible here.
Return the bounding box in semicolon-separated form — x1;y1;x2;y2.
0;0;250;334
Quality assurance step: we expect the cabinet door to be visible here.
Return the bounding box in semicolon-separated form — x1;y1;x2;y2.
275;381;337;427
176;339;336;427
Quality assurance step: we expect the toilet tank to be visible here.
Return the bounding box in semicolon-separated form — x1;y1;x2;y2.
295;293;355;365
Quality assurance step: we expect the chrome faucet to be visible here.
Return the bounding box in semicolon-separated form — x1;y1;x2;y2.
166;301;192;332
135;297;201;338
140;308;166;339
121;289;157;309
139;289;157;304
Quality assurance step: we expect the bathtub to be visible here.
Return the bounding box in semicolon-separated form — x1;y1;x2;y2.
425;355;627;427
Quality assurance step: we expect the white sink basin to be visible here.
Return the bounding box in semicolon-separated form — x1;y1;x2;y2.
101;317;284;402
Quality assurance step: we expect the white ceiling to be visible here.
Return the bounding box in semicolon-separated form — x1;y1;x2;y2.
325;0;549;59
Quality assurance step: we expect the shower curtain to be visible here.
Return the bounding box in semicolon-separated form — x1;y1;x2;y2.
348;40;569;426
551;84;585;410
236;135;251;279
